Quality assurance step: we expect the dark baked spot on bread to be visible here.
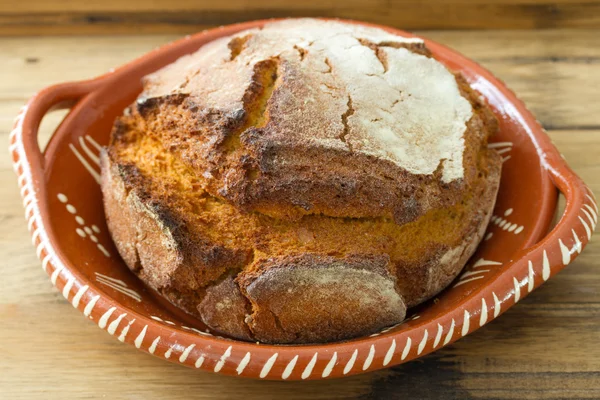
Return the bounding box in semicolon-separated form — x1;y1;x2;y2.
228;34;252;61
358;38;390;73
323;57;333;73
357;38;433;74
339;95;355;150
293;44;307;61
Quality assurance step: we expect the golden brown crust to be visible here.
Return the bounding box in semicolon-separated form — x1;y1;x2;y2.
237;254;406;343
134;20;480;225
101;19;502;344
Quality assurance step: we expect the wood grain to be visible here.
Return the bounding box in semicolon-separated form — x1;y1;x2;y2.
0;29;599;399
2;0;600;35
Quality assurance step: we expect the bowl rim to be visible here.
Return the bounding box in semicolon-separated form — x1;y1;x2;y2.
9;18;597;380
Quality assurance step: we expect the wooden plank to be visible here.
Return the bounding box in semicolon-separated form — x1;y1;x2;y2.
5;0;600;14
1;1;600;34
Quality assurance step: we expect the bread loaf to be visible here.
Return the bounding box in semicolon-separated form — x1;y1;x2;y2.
101;19;501;344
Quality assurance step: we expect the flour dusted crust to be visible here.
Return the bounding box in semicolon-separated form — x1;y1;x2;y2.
138;19;480;223
102;19;502;344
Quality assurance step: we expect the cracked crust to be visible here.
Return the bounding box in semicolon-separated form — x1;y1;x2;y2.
136;19;484;224
101;19;502;344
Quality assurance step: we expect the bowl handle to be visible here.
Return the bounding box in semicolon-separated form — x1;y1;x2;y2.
515;145;596;283
11;78;106;172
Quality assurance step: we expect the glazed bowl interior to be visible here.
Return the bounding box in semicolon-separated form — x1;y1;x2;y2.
35;20;560;372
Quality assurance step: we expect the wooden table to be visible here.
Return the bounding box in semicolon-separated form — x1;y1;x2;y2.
1;29;599;399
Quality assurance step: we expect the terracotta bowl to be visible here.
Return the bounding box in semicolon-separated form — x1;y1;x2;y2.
10;19;597;380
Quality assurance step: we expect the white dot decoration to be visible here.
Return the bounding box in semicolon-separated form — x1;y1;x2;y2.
57;193;68;203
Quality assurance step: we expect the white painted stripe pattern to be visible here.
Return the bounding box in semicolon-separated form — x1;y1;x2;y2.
57;194;111;258
322;352;337;378
179;344;195;363
401;338;412;360
83;295;100;317
417;330;428;355
433;323;443;348
107;313;127;335
50;265;64;286
42;254;50;271
559;239;570;265
95;273;142;302
542;250;551;281
586;194;598;212
460;269;490;279
383;340;396;366
78;136;100;164
453;275;485;287
36;242;44;258
282;355;299;379
164;344;175;359
97;244;110;257
584;204;598;224
62;276;75;299
443;319;455;345
480;298;488;326
493;292;501;318
343;350;358;374
528;261;535;292
237;352;251;375
302;353;318;379
95;273;125;286
98;307;117;329
149;337;160;354
195;355;205;368
134;325;148;348
461;310;470;336
363;345;375;370
28;213;36;232
582;208;596;229
579;216;592;240
118;319;135;342
85;135;103;152
473;258;503;268
31;228;40;246
72;284;89;308
513;277;521;303
490;213;524;235
260;353;278;378
69;143;101;183
572;229;582;254
214;346;232;373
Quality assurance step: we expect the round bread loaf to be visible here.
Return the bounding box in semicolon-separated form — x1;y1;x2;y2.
101;19;501;344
